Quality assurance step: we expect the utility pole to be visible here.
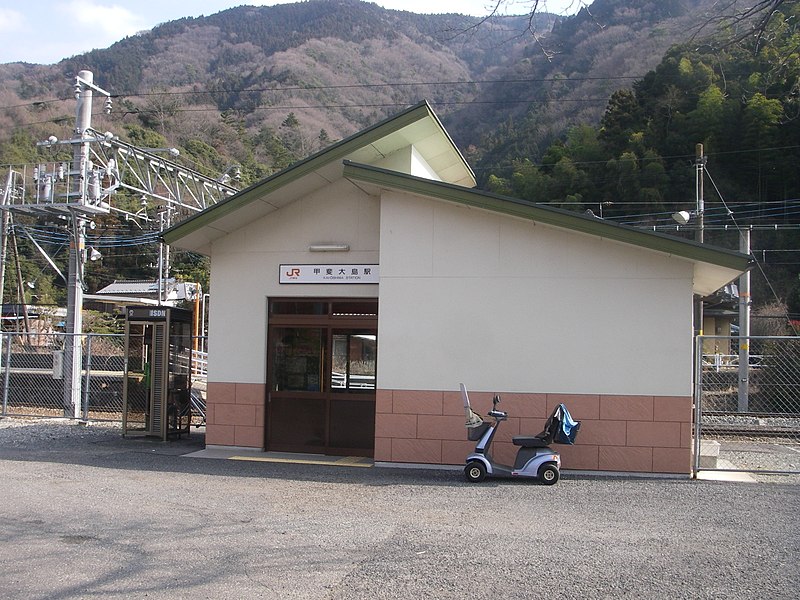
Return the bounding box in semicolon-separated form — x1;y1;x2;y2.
738;228;751;412
1;69;237;419
156;207;174;305
157;210;165;305
695;143;705;244
695;143;706;343
0;172;15;336
11;230;31;335
62;70;109;418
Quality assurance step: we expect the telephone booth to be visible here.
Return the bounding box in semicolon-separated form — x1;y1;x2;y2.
122;306;193;440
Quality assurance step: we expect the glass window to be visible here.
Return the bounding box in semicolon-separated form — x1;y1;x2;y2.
331;332;376;390
271;301;328;315
332;300;378;317
124;324;147;429
271;328;325;392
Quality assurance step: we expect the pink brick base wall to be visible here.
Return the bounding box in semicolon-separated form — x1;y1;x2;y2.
375;389;693;475
205;382;265;448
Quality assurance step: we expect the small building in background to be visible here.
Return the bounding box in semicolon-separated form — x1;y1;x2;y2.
87;279;200;311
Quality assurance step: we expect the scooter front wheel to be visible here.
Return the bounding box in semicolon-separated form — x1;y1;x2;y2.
538;463;559;485
464;461;487;483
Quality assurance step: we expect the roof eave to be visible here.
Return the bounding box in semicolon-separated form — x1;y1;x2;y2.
163;100;474;248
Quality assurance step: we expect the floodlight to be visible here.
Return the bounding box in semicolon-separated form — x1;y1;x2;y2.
672;210;691;225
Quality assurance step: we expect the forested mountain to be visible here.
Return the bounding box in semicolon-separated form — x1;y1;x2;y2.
451;0;728;171
485;0;800;311
0;0;798;321
0;0;543;178
0;0;717;179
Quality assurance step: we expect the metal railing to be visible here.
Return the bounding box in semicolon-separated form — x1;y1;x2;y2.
695;336;800;477
0;332;207;422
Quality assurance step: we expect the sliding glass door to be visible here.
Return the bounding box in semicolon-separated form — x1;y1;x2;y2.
267;299;377;456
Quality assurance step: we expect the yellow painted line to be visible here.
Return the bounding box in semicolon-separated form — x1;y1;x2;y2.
229;455;373;468
335;456;373;467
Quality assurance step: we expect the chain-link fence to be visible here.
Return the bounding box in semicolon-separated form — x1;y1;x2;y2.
0;332;207;423
0;332;125;420
695;336;800;476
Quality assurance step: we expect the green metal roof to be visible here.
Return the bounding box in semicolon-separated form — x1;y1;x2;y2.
163;101;749;296
163;100;474;249
341;161;751;275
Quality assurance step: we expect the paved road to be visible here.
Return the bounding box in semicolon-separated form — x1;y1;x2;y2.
0;420;797;599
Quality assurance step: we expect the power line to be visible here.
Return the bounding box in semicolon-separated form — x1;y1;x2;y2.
704;166;798;334
4;67;787;110
120;75;645;97
4;98;617;131
14;225;161;251
1;74;645;111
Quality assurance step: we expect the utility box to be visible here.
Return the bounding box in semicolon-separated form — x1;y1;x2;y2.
122;306;193;440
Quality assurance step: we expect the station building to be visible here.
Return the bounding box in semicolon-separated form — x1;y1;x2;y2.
164;102;749;475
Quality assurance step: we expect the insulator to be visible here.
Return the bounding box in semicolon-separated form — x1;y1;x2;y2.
89;171;101;201
42;176;52;202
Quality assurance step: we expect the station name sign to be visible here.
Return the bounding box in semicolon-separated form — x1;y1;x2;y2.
280;264;379;284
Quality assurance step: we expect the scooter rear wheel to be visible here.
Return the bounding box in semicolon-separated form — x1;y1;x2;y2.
538;463;559;485
464;461;487;483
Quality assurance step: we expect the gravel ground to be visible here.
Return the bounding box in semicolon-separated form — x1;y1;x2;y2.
718;439;800;484
704;414;800;430
700;414;800;483
0;416;121;442
0;417;798;599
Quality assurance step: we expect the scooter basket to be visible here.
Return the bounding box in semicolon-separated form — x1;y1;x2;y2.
467;421;490;441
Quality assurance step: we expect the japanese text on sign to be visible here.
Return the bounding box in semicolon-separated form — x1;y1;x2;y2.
280;265;380;284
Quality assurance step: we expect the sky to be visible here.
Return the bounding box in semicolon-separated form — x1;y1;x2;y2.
0;0;582;64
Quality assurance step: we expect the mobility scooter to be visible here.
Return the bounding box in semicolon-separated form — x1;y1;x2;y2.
461;383;580;485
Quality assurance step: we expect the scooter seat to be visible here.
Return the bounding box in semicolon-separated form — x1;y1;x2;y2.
512;435;550;448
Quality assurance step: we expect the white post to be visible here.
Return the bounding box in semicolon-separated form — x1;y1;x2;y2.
738;228;751;413
200;293;209;355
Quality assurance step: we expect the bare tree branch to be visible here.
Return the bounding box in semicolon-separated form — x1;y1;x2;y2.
691;0;787;52
446;0;589;61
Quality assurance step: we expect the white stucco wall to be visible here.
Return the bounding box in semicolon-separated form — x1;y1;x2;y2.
207;179;379;383
206;178;697;397
377;191;696;397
